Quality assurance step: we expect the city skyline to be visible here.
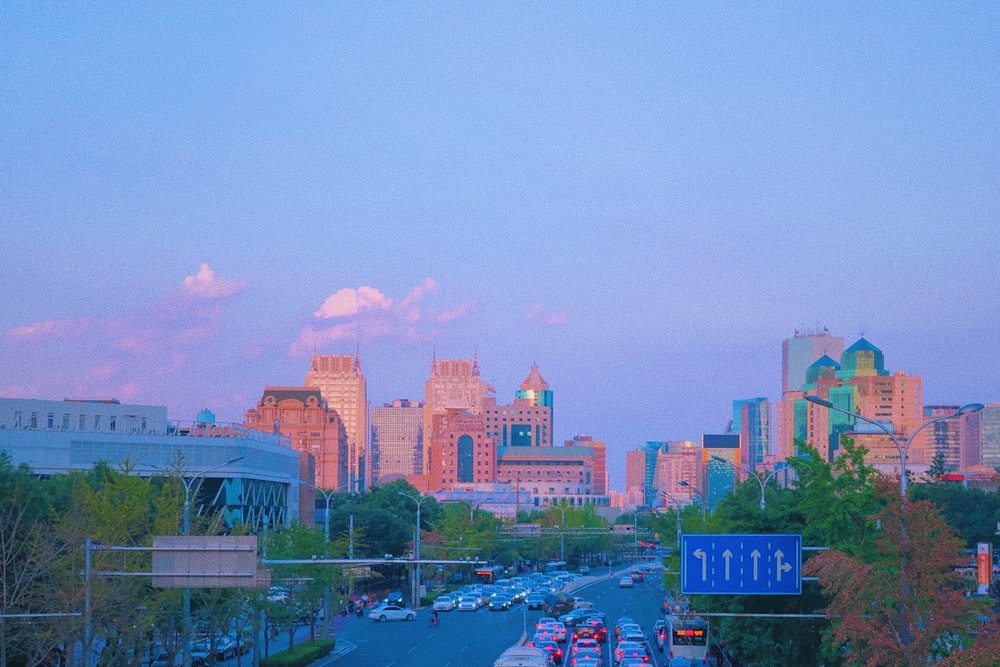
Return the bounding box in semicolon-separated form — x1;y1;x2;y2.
3;4;997;490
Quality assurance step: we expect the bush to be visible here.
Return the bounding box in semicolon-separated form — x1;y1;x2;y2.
259;639;335;667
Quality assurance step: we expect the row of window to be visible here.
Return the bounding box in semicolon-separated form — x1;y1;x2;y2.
9;411;146;432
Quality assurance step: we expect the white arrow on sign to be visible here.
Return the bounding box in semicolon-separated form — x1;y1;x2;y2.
722;549;733;580
750;549;761;581
693;548;708;581
775;549;792;581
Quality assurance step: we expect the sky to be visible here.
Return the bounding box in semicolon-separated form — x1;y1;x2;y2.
2;3;998;491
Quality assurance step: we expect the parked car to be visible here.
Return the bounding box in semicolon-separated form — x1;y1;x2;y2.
368;603;416;622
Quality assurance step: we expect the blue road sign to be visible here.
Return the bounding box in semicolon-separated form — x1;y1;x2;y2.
681;534;801;595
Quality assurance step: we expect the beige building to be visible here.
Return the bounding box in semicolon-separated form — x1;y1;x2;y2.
422;355;494;475
305;353;368;490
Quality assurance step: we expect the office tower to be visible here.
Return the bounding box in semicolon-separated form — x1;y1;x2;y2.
653;441;703;507
980;404;1000;469
782;328;845;394
245;387;347;491
428;408;496;491
923;405;962;472
731;397;771;470
781;337;927;473
485;364;553;448
703;434;740;511
497;438;606;508
566;435;607;496
305;352;368;490
370;399;423;482
625;449;646;509
422;355;494;475
960;408;984;469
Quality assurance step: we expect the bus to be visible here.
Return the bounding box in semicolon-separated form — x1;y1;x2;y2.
475;565;505;584
667;616;715;665
543;560;568;575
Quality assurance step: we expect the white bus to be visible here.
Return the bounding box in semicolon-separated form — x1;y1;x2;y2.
666;616;716;666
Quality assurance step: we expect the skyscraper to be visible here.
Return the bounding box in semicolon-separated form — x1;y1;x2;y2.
305;353;368;490
370;399;423;481
422;355;494;475
781;327;845;394
731;397;771;469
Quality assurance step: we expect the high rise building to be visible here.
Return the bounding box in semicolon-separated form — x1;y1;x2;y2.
370;399;423;482
731;397;771;470
567;435;607;496
497;437;607;508
781;328;844;394
485;364;553;447
245;386;347;491
305;353;368;490
625;449;646;510
422;355;494;475
923;405;963;472
979;404;1000;470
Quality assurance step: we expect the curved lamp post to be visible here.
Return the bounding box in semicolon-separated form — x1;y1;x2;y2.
398;491;433;608
710;455;782;510
552;504;568;562
660;491;683;550
805;395;984;500
678;480;707;522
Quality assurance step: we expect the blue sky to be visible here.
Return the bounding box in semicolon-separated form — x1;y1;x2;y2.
2;3;998;490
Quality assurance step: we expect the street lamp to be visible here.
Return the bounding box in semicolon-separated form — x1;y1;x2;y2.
660;492;683;550
678;480;707;522
806;395;984;500
552;504;568;562
148;455;244;667
710;455;782;510
398;491;433;609
301;482;337;543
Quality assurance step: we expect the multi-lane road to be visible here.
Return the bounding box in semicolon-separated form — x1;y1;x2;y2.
317;567;671;667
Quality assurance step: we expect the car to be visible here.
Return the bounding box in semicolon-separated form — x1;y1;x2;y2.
525;592;546;609
572;596;593;609
384;591;405;605
629;570;644;582
569;648;602;667
458;595;480;611
489;594;513;610
572;623;605;644
578;565;591;575
618;576;634;588
579;617;609;642
150;651;183;667
213;634;238;660
368;603;416;622
188;640;211;666
433;594;457;611
530;639;564;665
613;641;650;665
559;607;596;627
614;616;636;639
569;637;600;656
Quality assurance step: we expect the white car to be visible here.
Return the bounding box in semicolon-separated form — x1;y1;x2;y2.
433;594;456;611
368;603;416;622
457;595;480;611
618;576;634;588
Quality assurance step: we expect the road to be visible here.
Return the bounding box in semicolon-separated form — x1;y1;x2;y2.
314;565;671;667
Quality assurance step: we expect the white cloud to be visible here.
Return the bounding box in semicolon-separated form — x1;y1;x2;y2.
181;264;248;299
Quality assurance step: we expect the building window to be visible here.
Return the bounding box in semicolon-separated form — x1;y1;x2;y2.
94;415;101;430
79;415;86;430
13;411;21;428
47;413;54;428
62;414;70;430
30;412;38;428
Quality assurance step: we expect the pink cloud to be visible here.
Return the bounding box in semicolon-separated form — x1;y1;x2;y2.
525;304;572;327
314;286;393;318
181;264;248;299
7;316;95;341
291;279;472;355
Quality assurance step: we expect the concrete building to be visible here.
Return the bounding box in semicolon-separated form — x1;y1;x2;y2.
0;397;308;531
244;386;348;491
496;439;609;508
782;327;844;394
422;355;494;475
370;399;423;481
484;364;553;448
305;352;369;490
427;408;496;491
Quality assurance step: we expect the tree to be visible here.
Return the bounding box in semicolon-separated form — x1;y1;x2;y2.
925;452;948;482
803;483;982;666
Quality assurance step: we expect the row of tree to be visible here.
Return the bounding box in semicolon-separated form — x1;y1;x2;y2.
0;452;629;667
647;441;1000;667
